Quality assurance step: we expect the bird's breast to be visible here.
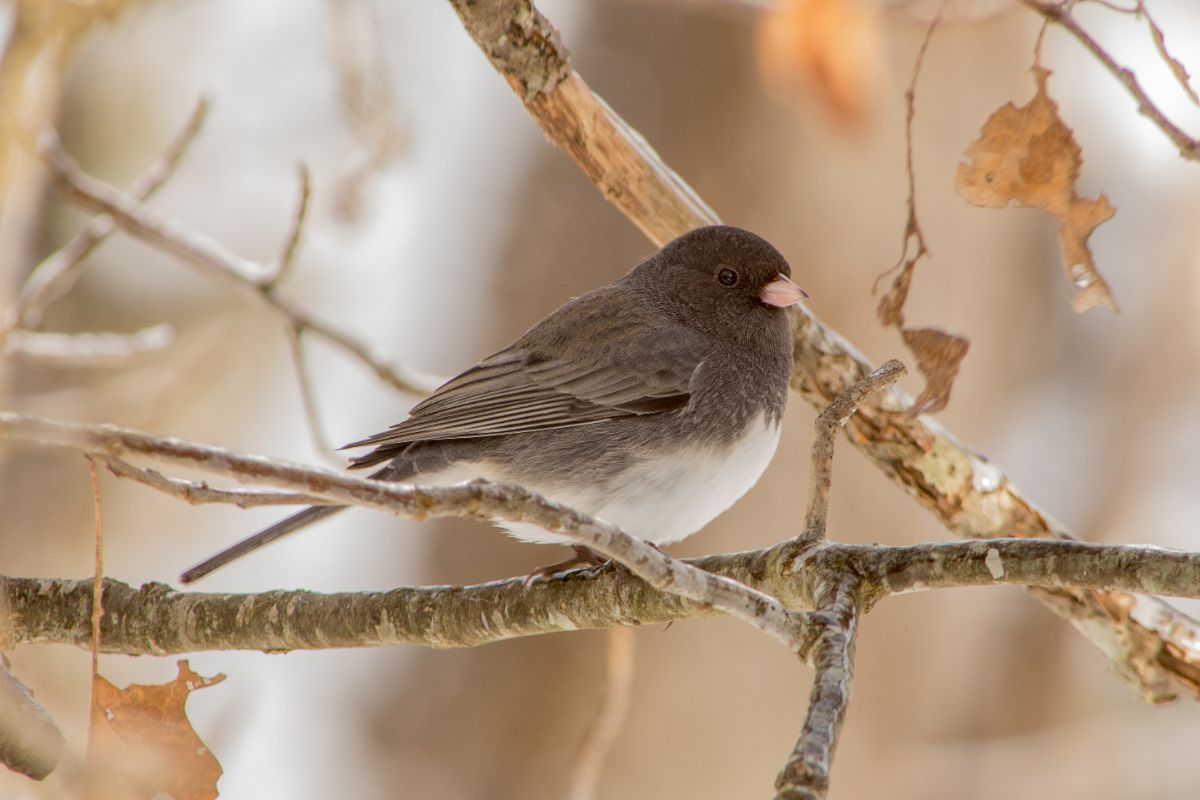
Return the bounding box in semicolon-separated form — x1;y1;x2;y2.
497;413;782;546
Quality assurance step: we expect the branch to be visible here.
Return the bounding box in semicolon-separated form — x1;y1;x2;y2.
4;411;1200;655
800;360;905;541
1021;0;1199;161
5;536;1200;656
3;325;174;367
33;129;442;398
0;412;818;654
774;576;860;800
0;658;64;780
5;95;210;333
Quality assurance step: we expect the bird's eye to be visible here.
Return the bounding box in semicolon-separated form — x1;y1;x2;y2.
717;268;739;286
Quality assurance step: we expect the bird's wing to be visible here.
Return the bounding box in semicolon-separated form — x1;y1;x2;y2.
343;295;708;465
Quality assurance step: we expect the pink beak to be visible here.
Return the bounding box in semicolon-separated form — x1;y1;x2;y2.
759;274;808;308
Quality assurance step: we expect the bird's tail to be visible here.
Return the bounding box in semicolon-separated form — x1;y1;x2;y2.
180;504;345;584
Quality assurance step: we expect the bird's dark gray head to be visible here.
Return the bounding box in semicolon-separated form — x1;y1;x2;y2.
626;225;806;338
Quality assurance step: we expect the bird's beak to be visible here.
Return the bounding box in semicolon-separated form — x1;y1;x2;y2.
759;274;808;308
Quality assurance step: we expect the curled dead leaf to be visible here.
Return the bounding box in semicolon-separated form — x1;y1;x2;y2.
87;660;224;800
876;260;916;328
903;327;970;417
955;68;1118;313
756;0;884;128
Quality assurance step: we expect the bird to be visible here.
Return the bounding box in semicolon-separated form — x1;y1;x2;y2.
180;225;806;583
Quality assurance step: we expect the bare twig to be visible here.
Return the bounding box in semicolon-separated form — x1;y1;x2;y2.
267;163;311;287
7;98;210;332
101;457;326;508
285;321;341;460
1021;0;1199;161
0;658;65;780
34;129;443;397
567;627;635;800
872;8;939;303
774;576;861;800
801;360;905;541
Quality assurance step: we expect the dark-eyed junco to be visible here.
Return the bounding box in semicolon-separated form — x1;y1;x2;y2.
181;225;806;583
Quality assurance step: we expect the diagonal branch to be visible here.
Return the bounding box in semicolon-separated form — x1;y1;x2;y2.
1020;0;1199;161
446;0;1200;704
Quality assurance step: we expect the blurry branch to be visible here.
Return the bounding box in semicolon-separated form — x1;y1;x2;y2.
0;657;65;780
326;0;408;222
1021;0;1199;162
3;325;174;367
566;627;635;800
33;127;443;401
5;98;209;333
447;0;1200;705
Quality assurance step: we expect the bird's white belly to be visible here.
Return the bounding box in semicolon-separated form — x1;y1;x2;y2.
489;415;783;547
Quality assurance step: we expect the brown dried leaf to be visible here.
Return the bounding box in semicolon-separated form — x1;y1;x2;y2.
876;260;915;328
87;660;224;800
902;327;969;417
756;0;884;128
955;68;1118;313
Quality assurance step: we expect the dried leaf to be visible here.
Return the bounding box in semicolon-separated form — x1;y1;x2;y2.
902;328;969;417
876;260;915;328
87;660;224;800
1145;11;1200;107
955;68;1118;313
756;0;884;127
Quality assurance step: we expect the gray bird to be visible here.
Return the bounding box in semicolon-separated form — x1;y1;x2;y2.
181;225;806;583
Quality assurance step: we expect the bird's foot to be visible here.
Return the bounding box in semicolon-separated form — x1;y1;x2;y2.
525;545;615;584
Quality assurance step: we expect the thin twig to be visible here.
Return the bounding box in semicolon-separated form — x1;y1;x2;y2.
34;129;443;397
1021;0;1199;161
567;627;635;800
8;97;209;331
267;163;311;287
101;457;326;508
284;322;341;460
800;360;905;541
872;9;939;300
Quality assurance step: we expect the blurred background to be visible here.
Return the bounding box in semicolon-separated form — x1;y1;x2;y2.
2;0;1200;797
